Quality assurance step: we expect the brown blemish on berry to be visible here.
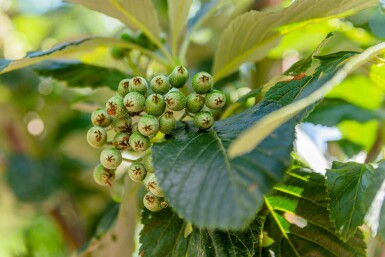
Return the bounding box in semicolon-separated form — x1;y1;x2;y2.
123;81;129;88
165;97;174;106
164;111;173;118
94;130;102;142
202;118;211;126
214;97;224;106
147;181;157;190
107;102;117;115
134;140;144;150
152;94;159;102
177;66;184;74
125;101;134;108
145;194;155;203
101;171;114;187
155;77;163;85
106;155;115;162
96;114;106;125
200;75;209;83
143;125;152;132
133;77;142;85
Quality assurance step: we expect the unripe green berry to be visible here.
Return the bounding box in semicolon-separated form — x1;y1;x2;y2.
165;91;186;111
145;94;166;117
146;175;164;197
87;126;107;148
186;93;205;113
118;79;131;97
129;131;150;152
194;111;214;130
100;148;122;169
128;163;147;182
93;164;115;186
112;132;130;150
138;115;159;136
205;90;226;109
120;32;136;44
124;92;145;113
106;96;127;118
142;154;154;173
112;116;132;133
169;66;189;88
159;111;176;134
91;108;112;127
143;192;163;212
150;75;171;94
192;71;213;94
129;76;148;95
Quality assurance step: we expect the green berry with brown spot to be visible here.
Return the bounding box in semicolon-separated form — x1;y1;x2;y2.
118;79;131;97
112;132;130;150
194;111;214;130
91;108;112;127
143;192;163;212
145;94;166;117
186;93;205;113
93;164;115;186
192;71;213;94
169;66;189;88
150;75;171;94
112;116;132;133
128;163;147;182
138;115;159;136
106;96;128;118
129;131;150;152
124;92;145;113
129;76;148;95
165;91;186;111
100;148;122;169
87;126;107;148
205;90;226;109
159;111;176;134
146;175;164;197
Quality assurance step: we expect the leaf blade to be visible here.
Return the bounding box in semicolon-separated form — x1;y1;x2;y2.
212;0;377;81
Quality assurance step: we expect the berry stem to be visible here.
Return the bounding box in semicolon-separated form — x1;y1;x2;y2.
122;157;142;163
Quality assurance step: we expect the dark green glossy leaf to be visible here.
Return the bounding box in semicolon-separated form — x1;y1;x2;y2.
326;162;375;240
32;60;129;89
261;168;366;257
305;99;382;127
363;161;385;241
139;208;259;257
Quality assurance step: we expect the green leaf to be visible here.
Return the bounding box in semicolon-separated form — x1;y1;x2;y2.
153;103;295;230
228;42;385;158
168;0;193;57
261;168;366;256
370;64;385;91
66;0;161;42
305;99;383;127
32;60;129;89
363;161;385;240
329;139;364;158
212;0;377;81
0;37;155;75
139;208;259;257
139;169;366;256
326;162;375;240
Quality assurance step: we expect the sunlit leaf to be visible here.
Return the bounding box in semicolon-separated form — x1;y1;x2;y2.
0;37;155;75
212;0;377;81
168;0;193;57
228;42;385;158
66;0;161;41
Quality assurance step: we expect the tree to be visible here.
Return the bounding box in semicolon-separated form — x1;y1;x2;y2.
1;0;385;256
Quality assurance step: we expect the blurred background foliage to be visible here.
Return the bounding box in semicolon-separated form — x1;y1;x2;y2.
1;0;385;256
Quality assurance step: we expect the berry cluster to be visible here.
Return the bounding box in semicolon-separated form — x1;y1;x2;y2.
86;66;226;211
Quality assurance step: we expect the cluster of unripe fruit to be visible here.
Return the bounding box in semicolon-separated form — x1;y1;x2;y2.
86;66;226;211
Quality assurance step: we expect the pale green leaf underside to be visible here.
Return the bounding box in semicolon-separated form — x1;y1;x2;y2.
66;0;161;38
168;0;193;57
212;0;377;81
326;162;375;240
0;37;166;75
228;42;385;158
